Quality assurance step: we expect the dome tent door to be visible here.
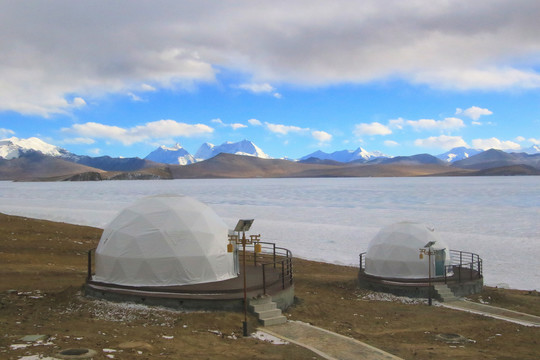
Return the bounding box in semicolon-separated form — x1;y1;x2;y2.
435;249;446;276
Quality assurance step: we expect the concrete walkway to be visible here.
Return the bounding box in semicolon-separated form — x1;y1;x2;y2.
261;320;402;360
441;300;540;327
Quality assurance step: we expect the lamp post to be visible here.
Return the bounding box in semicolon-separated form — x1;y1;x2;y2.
228;219;260;337
419;241;436;306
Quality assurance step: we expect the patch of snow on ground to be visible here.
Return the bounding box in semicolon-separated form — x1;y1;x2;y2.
58;295;188;326
358;291;428;305
252;331;289;345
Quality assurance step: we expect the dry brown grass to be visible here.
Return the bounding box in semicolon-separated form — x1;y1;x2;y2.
1;213;539;359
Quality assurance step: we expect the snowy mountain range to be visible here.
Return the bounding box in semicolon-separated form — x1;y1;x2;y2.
1;136;539;169
300;147;388;163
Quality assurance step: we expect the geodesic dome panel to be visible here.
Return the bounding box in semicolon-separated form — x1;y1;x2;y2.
93;194;236;286
365;222;452;279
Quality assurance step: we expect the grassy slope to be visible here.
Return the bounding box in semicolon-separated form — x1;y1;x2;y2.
1;213;538;359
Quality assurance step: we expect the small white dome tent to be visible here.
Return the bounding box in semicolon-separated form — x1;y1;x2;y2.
93;194;236;287
365;222;452;279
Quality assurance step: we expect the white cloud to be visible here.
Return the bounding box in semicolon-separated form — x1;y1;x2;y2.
414;135;468;149
127;92;143;102
230;123;247;130
2;1;540;116
472;137;521;150
238;83;275;93
141;84;156;92
384;140;399;147
406;117;464;131
528;137;540;145
388;118;405;130
413;68;540;91
72;97;86;107
64;120;213;145
63;137;95;145
238;83;281;98
265;122;309;135
88;148;102;155
456;106;493;121
211;118;247;130
248;118;262;126
515;136;526;142
354;122;391;136
0;128;15;138
312;130;332;143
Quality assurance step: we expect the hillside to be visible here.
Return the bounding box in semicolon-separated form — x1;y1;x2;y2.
0;152;104;181
168;153;464;178
1;213;539;360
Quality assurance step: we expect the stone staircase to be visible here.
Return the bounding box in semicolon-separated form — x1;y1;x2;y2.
433;284;460;302
248;295;287;326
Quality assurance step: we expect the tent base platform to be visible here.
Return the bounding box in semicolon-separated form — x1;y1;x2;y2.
85;264;294;311
358;266;483;300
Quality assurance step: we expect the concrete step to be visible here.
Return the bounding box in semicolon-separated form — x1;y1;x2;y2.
257;308;283;320
249;302;277;313
434;285;459;302
249;295;273;306
260;315;287;326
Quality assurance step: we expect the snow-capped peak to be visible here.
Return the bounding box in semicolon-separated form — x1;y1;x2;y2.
436;147;482;162
144;143;196;165
195;140;270;161
522;145;540;154
158;143;185;151
0;136;66;159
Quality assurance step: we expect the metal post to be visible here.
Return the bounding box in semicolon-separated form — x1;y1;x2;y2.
428;248;432;306
242;231;248;337
253;244;257;267
273;243;276;268
262;264;267;295
281;261;285;289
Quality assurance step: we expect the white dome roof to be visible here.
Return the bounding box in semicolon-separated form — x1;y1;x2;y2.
93;194;236;287
365;222;452;279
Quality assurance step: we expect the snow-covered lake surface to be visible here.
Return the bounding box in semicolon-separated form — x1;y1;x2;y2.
1;177;538;291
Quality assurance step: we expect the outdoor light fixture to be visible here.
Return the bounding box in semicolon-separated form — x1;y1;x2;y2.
419;241;436;306
228;219;260;337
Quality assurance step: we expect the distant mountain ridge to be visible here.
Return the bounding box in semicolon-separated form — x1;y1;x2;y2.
300;147;387;163
1;136;539;180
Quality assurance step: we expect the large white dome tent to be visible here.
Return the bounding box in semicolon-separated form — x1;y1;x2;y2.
365;221;453;279
92;194;236;287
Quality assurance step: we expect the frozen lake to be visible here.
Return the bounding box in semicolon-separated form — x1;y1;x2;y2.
1;177;538;291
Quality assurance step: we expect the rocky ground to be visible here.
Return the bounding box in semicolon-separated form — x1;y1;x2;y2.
1;213;539;359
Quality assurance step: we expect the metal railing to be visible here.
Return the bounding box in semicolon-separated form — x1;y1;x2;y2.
87;241;294;295
243;241;294;295
447;249;482;283
359;249;482;284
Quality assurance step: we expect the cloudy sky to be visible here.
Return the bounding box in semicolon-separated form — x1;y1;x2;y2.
1;0;539;159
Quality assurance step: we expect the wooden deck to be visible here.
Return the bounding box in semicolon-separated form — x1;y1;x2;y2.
86;264;290;301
